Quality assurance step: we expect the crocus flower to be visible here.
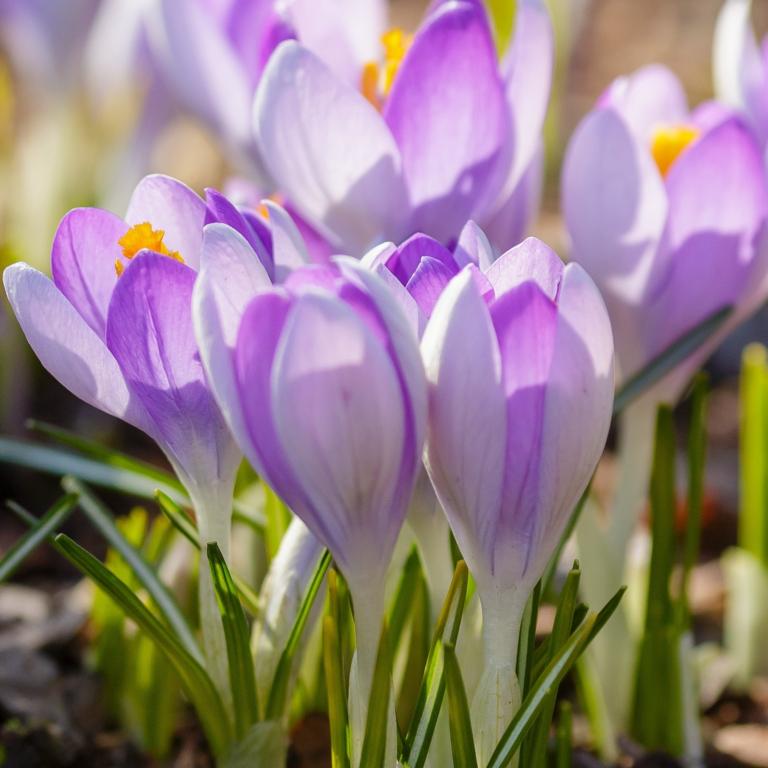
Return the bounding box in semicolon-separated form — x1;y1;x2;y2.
148;0;295;183
194;224;426;758
563;65;768;408
714;0;768;151
254;0;553;253
3;174;301;701
421;239;614;762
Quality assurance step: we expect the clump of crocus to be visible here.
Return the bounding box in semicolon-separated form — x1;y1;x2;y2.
253;0;553;253
2;174;303;706
194;227;426;763
714;0;768;150
421;238;614;763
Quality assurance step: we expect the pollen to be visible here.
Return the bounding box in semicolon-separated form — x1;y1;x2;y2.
360;27;413;109
650;124;700;177
115;222;183;277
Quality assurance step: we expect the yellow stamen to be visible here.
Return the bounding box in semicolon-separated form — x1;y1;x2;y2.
115;222;183;277
359;27;413;109
650;124;700;177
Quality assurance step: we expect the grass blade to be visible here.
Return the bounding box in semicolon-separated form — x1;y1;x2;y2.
402;560;469;768
487;587;625;768
555;701;573;768
62;477;202;664
265;549;331;719
359;625;392;768
613;305;730;415
444;643;478;768
207;543;259;738
54;534;232;756
0;494;78;582
323;615;351;768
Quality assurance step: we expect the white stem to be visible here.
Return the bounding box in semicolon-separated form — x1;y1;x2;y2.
472;586;527;766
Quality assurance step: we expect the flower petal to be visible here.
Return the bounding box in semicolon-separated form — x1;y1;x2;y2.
383;1;510;241
194;223;273;457
125;175;207;270
107;252;237;485
455;219;495;270
4;263;142;427
254;41;407;252
421;268;506;589
262;200;310;278
50;207;125;340
484;236;563;301
562;106;667;302
271;291;407;575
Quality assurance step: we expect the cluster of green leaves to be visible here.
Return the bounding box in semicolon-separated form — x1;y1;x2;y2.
630;377;708;756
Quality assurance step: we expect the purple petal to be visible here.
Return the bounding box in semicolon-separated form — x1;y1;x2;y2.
193;223;273;457
270;292;407;577
4;263;144;428
106;252;235;485
484;237;563;301
599;65;689;143
254;42;407;252
454;220;495;270
125;175;207;270
383;1;510;242
421;268;506;590
562;107;667;302
261;200;310;278
405;256;457;318
50;208;125;340
489;281;558;582
534;264;614;576
387;233;456;285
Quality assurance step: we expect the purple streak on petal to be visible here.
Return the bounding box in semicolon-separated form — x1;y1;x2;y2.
3;263;144;429
383;1;509;242
386;233;456;285
125;175;207;270
50;208;125;341
484;237;563;301
405;256;457;318
270;292;407;575
489;281;557;577
235;290;311;513
600;64;689;142
204;188;274;279
223;0;295;89
106;252;232;483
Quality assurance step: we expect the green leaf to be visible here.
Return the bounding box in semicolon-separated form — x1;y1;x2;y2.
263;483;293;560
207;543;259;738
359;625;392;768
265;549;331;719
323;614;351;768
63;477;202;664
613;305;730;415
630;406;684;756
487;587;626;768
517;581;541;701
486;0;516;55
555;701;573;768
402;560;469;768
678;374;708;627
740;344;768;566
0;494;78;582
388;548;423;657
0;436;188;504
54;534;232;756
443;643;478;768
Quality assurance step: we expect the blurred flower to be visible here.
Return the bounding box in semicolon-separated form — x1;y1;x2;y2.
253;0;552;253
194;232;426;753
148;0;295;184
421;238;614;762
563;65;768;406
714;0;768;151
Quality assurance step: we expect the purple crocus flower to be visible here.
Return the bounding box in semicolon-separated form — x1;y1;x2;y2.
254;0;553;253
148;0;295;182
421;239;614;761
715;0;768;151
194;224;426;743
563;65;768;407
